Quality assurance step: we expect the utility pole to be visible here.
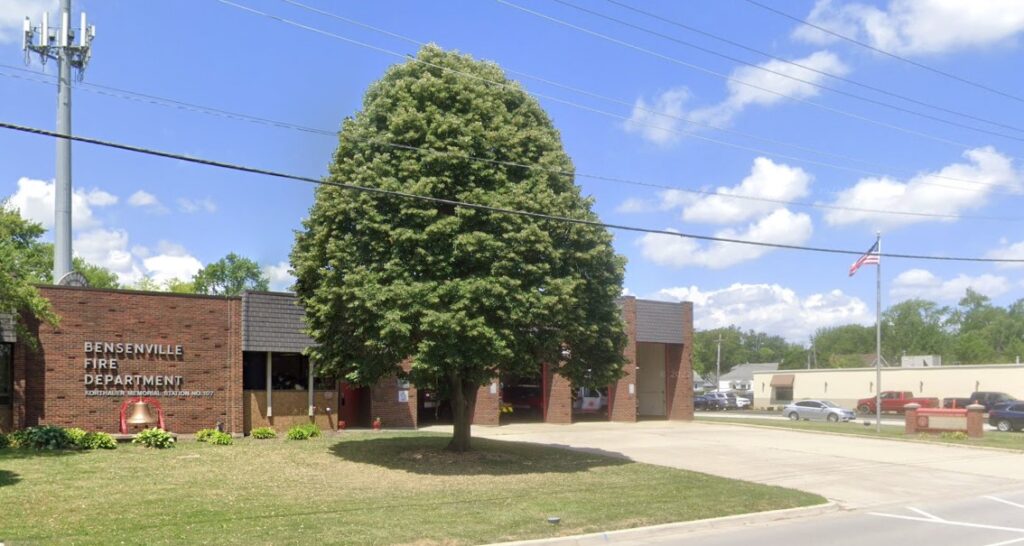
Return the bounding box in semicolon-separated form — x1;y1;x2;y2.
23;0;95;283
715;333;723;392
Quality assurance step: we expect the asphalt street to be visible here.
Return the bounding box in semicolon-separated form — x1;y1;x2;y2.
457;421;1024;545
648;491;1024;546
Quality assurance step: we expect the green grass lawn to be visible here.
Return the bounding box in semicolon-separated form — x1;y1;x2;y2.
0;432;823;545
696;415;1024;451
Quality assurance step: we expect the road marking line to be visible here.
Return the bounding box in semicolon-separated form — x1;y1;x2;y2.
907;507;942;520
983;537;1024;546
867;512;1024;533
986;496;1024;510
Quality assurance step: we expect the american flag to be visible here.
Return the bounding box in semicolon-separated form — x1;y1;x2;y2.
849;240;880;277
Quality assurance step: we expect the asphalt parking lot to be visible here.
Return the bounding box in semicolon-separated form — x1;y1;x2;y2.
467;420;1024;509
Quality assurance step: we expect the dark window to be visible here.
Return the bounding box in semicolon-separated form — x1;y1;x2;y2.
244;352;333;391
242;352;267;390
0;344;11;405
772;387;793;404
795;401;813;408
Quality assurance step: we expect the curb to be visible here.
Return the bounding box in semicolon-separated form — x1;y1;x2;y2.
694;418;1024;455
487;501;838;545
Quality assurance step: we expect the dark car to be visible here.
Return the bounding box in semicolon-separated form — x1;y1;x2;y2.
945;392;1018;411
694;394;725;411
989;402;1024;432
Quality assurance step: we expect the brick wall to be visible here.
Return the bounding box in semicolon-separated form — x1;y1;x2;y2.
472;379;500;426
610;297;638;422
370;361;417;428
666;301;694;420
543;363;573;424
13;286;242;434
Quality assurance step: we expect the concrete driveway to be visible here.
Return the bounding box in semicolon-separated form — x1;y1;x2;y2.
461;420;1024;509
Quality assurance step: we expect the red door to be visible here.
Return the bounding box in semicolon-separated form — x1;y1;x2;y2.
339;383;362;427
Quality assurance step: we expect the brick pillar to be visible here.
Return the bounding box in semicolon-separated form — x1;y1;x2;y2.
666;302;694;421
543;363;572;424
904;403;920;434
370;361;417;428
966;404;985;438
610;297;637;423
472;379;500;426
227;298;244;435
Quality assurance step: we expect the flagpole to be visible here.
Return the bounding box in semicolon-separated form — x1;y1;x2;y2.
875;231;882;433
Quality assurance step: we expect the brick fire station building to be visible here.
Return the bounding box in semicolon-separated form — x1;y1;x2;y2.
0;286;693;434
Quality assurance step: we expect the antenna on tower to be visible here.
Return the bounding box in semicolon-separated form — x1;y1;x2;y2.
23;0;96;283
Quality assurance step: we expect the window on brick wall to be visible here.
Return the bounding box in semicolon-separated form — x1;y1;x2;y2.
0;344;11;405
242;351;333;391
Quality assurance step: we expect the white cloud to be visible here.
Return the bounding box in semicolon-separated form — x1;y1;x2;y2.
177;197;217;214
127;190;168;213
638;208;813;269
824;147;1021;230
0;0;57;44
986;238;1024;269
655;283;871;343
623;87;690;146
9;177;117;230
794;0;1024;56
891;268;1011;302
74;228;144;284
690;51;849;127
681;158;812;224
143;254;203;284
263;261;295;292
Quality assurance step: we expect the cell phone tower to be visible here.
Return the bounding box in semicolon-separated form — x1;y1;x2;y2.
23;0;96;284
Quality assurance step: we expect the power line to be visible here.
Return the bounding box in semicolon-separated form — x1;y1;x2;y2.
2;65;1019;223
496;0;1021;152
276;0;1017;181
596;0;1024;136
738;0;1024;105
218;1;1019;196
3;119;1022;264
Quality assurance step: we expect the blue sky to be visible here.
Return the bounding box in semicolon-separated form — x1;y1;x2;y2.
2;0;1024;343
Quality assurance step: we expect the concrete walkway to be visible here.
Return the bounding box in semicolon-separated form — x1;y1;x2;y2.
447;420;1024;509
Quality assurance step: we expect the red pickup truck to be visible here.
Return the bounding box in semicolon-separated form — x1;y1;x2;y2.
857;391;941;414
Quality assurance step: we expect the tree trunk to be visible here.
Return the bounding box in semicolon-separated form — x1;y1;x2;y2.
446;373;478;452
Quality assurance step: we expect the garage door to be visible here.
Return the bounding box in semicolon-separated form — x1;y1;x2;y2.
637;343;666;417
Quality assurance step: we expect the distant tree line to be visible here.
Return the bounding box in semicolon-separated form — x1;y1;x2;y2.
695;290;1024;378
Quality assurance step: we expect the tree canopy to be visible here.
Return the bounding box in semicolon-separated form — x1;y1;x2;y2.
192;253;269;296
291;45;627;451
0;203;58;345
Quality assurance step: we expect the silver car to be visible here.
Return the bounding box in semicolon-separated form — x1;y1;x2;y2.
783;400;856;423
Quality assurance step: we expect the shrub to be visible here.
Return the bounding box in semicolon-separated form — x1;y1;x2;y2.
62;428;118;450
132;428;175;449
11;426;74;450
207;431;234;446
251;427;276;439
66;427;88;446
940;431;969;441
286;423;321;441
195;428;218;443
0;433;9;449
81;432;118;450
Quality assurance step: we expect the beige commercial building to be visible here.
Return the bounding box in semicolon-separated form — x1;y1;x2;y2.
752;364;1024;410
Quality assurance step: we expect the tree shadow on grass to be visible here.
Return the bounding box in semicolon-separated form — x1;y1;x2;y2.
0;469;20;487
328;434;630;476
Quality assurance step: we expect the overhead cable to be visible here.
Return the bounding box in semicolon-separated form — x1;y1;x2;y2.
3;65;1019;222
217;1;1019;195
738;0;1024;105
3;119;1022;264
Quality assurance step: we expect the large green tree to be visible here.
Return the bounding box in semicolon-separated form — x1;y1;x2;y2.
0;203;58;344
291;45;627;451
192;253;269;296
